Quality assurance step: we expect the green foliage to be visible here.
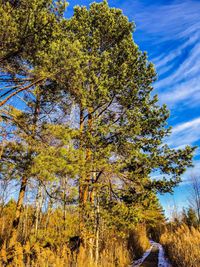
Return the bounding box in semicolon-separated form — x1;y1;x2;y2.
0;0;67;65
0;1;197;266
65;0;195;193
0;0;82;108
182;207;198;228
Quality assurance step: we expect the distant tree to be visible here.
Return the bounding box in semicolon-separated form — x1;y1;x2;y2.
181;208;188;225
188;207;198;227
181;207;198;228
188;175;200;224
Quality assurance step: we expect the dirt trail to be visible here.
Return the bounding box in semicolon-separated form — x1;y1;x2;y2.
140;244;159;267
132;241;172;267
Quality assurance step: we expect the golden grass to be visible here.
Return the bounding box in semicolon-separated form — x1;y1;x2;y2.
77;240;130;267
0;240;130;267
128;225;150;260
160;224;200;267
0;225;150;266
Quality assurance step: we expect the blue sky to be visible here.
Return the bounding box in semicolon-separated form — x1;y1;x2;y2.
66;0;200;217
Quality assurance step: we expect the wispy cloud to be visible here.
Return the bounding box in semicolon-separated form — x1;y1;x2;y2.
173;117;200;134
155;42;200;89
120;0;200;108
166;117;200;147
158;77;200;107
131;0;200;40
153;32;199;70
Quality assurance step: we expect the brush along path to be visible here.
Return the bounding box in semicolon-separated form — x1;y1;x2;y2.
133;241;172;267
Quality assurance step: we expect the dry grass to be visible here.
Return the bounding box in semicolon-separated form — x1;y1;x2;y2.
0;225;150;266
77;239;130;267
128;225;150;260
0;240;130;267
160;224;200;267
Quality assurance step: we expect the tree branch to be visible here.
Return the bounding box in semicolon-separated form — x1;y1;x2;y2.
0;78;45;107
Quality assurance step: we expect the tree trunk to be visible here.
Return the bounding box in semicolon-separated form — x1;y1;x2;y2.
95;195;100;266
8;176;28;247
34;182;43;238
22;202;29;243
45;197;53;235
79;106;85;234
62;177;67;232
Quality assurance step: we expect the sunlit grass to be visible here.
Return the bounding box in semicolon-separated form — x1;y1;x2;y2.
161;224;200;267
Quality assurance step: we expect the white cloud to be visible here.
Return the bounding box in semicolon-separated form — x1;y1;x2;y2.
155;42;200;90
153;32;199;70
173;117;200;134
131;0;200;41
120;0;200;108
158;77;200;106
181;160;200;182
166;117;200;147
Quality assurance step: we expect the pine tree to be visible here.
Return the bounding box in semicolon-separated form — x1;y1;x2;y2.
62;1;195;252
0;89;78;255
185;207;198;228
0;0;81;107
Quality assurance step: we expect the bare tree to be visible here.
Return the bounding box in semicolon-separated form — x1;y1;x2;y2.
188;175;200;224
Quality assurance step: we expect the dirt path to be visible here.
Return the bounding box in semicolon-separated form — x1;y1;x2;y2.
140;244;159;267
132;241;172;267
